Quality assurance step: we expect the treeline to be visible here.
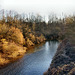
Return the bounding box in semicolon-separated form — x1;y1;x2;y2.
0;10;75;42
0;10;64;39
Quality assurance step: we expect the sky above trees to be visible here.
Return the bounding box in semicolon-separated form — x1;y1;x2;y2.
0;0;75;21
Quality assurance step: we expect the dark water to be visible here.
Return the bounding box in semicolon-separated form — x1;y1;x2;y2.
0;41;59;75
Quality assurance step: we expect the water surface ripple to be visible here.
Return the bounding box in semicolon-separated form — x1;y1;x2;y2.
0;41;59;75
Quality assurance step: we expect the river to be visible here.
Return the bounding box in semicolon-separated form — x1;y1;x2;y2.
0;41;59;75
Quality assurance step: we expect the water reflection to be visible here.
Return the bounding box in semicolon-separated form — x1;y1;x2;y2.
45;42;49;51
0;41;59;75
45;41;59;61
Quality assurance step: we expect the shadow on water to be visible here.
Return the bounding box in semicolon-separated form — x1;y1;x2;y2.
0;41;59;75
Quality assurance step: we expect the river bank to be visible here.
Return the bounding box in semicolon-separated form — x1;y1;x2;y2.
44;39;75;75
0;23;60;68
0;23;46;68
0;33;61;68
0;41;59;75
0;38;46;68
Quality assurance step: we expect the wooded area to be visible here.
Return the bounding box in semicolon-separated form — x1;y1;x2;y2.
0;9;75;67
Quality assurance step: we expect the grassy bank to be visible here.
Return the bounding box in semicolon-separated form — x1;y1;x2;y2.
44;39;75;75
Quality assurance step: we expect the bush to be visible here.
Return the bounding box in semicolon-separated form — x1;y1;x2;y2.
1;39;26;56
0;24;9;38
26;38;34;47
7;27;24;45
1;39;18;54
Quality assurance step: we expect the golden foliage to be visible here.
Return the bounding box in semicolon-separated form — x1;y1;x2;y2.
7;27;24;44
29;33;36;42
37;34;46;42
1;39;26;56
0;24;9;38
26;38;34;47
1;39;18;54
65;17;74;24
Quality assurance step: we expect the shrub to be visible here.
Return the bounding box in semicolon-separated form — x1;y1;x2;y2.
26;38;34;47
7;27;24;45
1;39;26;55
29;33;36;42
0;24;9;38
